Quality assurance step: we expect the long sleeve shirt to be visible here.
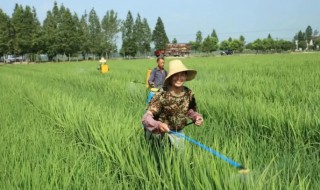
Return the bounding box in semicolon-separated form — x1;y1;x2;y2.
142;86;202;133
148;67;167;88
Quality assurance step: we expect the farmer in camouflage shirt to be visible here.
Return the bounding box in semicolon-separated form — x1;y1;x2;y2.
142;60;203;149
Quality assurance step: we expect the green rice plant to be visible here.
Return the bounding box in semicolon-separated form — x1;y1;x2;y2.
0;53;320;189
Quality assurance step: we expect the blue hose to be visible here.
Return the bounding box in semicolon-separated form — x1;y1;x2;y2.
169;130;245;170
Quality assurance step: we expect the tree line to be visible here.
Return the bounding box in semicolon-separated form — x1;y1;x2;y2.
0;2;171;61
0;2;319;62
189;26;320;54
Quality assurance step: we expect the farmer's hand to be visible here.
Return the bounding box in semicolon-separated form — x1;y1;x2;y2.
158;122;170;133
194;116;203;126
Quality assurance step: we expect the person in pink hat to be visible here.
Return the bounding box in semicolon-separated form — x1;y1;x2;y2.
142;59;203;149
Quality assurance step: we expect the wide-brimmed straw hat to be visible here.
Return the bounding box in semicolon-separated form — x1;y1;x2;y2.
99;57;107;63
164;60;197;86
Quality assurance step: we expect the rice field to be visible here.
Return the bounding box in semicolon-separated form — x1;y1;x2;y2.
0;53;319;189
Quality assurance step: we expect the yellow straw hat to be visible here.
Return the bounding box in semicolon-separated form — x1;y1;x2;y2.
164;60;197;86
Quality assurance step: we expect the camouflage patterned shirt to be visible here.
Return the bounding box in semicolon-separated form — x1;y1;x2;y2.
147;86;198;131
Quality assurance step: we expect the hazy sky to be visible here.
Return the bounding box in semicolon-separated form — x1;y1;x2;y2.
1;0;319;44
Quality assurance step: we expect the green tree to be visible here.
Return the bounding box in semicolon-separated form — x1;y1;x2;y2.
0;9;12;56
11;4;43;60
211;29;218;42
188;41;196;51
79;12;90;59
230;39;243;52
296;30;305;41
252;39;263;52
267;33;272;39
152;17;169;50
202;35;218;53
71;13;83;60
88;8;102;58
298;41;307;50
11;4;34;55
293;31;304;50
133;14;144;56
219;40;230;51
141;18;152;55
29;7;44;61
239;35;245;44
101;10;120;58
43;2;60;60
57;5;79;59
263;35;275;51
245;42;253;50
172;38;177;44
43;3;79;61
314;37;320;49
121;11;137;57
239;35;245;52
305;25;313;42
277;40;293;51
194;31;202;52
11;4;24;55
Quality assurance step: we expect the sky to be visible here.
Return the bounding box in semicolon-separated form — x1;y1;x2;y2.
1;0;319;45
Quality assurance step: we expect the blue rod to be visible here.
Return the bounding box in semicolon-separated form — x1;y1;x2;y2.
169;130;245;169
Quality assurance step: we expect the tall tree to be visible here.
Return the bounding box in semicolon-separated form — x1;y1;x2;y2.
71;12;82;59
11;4;23;55
202;35;218;53
88;8;102;58
141;18;152;55
133;13;144;55
43;3;79;61
58;5;79;59
264;35;274;51
239;35;245;43
172;38;177;44
305;25;313;42
152;17;169;50
133;15;152;56
121;11;137;57
296;30;305;41
195;31;203;52
239;35;246;53
43;2;60;60
28;7;43;61
0;9;12;56
11;4;32;55
210;29;218;42
267;33;272;39
79;12;90;58
101;10;120;58
11;4;43;59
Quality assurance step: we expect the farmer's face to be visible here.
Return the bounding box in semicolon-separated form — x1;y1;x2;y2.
171;72;187;87
157;59;165;69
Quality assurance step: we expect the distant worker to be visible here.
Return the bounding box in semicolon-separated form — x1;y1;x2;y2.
148;57;167;89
